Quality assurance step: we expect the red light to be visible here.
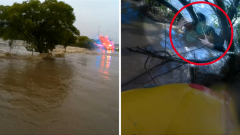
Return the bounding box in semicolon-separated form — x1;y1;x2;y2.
189;83;216;96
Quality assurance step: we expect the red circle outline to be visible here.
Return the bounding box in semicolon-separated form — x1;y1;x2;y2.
169;1;233;66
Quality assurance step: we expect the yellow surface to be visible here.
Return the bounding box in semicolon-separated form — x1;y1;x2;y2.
121;83;240;135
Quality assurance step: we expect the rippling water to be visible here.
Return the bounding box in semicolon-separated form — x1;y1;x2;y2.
0;47;119;134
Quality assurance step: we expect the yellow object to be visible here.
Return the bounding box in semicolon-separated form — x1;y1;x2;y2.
121;83;240;135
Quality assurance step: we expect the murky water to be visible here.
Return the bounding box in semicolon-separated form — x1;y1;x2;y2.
121;0;229;91
0;47;119;134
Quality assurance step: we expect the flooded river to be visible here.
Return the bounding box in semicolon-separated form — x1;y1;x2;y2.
0;47;119;134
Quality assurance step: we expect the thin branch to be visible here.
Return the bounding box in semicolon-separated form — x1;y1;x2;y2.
121;59;169;86
232;14;238;25
145;63;186;84
126;46;224;64
204;0;218;14
144;56;157;84
223;0;232;6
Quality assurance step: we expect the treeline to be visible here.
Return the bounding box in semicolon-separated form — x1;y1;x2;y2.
69;36;95;49
0;0;96;54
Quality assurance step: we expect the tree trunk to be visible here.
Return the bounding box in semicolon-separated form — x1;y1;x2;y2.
157;0;199;24
43;45;49;53
227;1;239;81
36;44;43;54
179;0;200;25
157;0;184;18
214;0;240;81
228;0;240;20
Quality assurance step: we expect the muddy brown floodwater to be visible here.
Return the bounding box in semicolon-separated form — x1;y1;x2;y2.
0;49;119;134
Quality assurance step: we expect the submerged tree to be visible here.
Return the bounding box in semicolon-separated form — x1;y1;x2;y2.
133;0;240;82
0;0;80;53
8;40;14;52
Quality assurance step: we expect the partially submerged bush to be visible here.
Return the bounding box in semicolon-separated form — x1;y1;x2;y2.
25;44;39;52
54;53;65;57
4;52;10;56
75;36;95;49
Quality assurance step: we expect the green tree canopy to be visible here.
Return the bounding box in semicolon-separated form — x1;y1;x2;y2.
77;36;89;44
75;36;94;49
0;0;80;53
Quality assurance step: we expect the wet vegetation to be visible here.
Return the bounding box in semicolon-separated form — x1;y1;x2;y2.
74;36;95;49
128;0;240;85
141;0;181;23
0;0;80;54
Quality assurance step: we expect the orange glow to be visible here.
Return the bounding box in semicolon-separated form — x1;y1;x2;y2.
101;55;105;68
106;55;111;69
99;55;110;80
107;50;111;54
99;35;113;49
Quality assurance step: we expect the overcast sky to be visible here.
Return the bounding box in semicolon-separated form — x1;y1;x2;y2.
1;0;119;43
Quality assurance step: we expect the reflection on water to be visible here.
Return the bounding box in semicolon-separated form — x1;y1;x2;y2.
0;51;119;134
107;49;112;54
96;51;112;80
106;56;111;69
97;48;114;54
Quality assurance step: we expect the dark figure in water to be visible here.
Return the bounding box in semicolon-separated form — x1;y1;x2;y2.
177;13;225;52
196;13;225;52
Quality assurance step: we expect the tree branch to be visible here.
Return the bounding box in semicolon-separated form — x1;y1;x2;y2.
126;47;224;64
179;0;199;25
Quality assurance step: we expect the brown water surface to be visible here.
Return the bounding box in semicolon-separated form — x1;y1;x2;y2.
0;49;119;134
